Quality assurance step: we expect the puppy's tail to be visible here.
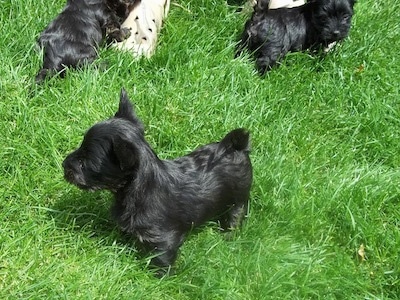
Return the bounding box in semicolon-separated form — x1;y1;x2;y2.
218;128;250;153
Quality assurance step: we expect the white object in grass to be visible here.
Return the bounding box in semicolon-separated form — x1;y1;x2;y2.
268;0;306;9
113;0;170;58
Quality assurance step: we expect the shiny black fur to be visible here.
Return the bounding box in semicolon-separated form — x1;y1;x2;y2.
35;0;133;83
237;0;356;74
63;89;253;274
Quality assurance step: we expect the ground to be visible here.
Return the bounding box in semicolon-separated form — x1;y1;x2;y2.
1;0;399;298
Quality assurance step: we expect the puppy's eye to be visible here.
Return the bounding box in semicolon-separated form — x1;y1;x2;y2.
342;15;350;22
78;159;85;170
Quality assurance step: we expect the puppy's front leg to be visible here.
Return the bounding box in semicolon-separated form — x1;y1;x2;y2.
256;49;282;74
150;248;178;276
148;232;185;276
107;27;132;43
104;11;131;44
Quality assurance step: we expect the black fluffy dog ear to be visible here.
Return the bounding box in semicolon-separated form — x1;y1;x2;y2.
256;0;269;11
115;88;145;134
115;88;136;120
113;135;137;172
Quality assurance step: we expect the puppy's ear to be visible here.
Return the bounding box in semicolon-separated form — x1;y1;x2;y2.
115;88;145;134
256;0;269;11
113;135;138;172
115;88;136;120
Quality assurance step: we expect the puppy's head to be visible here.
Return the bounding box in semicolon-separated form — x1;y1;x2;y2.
105;0;133;21
63;89;144;192
311;0;356;43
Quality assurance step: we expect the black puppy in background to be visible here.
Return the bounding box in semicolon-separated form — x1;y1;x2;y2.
63;89;253;275
236;0;356;74
35;0;133;83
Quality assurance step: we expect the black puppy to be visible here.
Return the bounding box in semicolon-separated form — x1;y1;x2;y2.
63;89;253;274
237;0;356;74
35;0;133;83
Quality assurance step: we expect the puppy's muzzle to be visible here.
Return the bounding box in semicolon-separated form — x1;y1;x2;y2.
63;168;76;183
62;160;85;187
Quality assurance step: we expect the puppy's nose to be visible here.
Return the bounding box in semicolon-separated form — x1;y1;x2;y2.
333;30;340;38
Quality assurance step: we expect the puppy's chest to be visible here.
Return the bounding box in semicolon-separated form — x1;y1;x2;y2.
131;223;165;245
116;201;164;242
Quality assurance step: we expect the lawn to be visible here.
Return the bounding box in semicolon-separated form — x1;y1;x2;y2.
1;0;399;298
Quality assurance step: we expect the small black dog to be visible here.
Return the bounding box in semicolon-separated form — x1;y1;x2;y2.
35;0;133;83
236;0;356;74
63;89;253;274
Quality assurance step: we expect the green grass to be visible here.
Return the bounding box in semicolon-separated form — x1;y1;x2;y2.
1;0;400;298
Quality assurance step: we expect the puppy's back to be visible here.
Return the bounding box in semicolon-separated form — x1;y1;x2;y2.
35;0;105;83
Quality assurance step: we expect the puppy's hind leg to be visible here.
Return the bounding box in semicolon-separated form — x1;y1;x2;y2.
35;51;63;83
218;194;249;235
229;202;248;230
226;200;249;231
35;66;67;84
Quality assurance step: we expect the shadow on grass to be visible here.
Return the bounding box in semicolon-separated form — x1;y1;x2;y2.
49;189;149;254
50;188;218;238
49;188;163;270
49;186;247;278
51;189;115;232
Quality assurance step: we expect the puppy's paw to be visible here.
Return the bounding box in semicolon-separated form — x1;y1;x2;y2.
107;27;132;43
120;27;132;39
324;41;337;53
152;266;174;278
